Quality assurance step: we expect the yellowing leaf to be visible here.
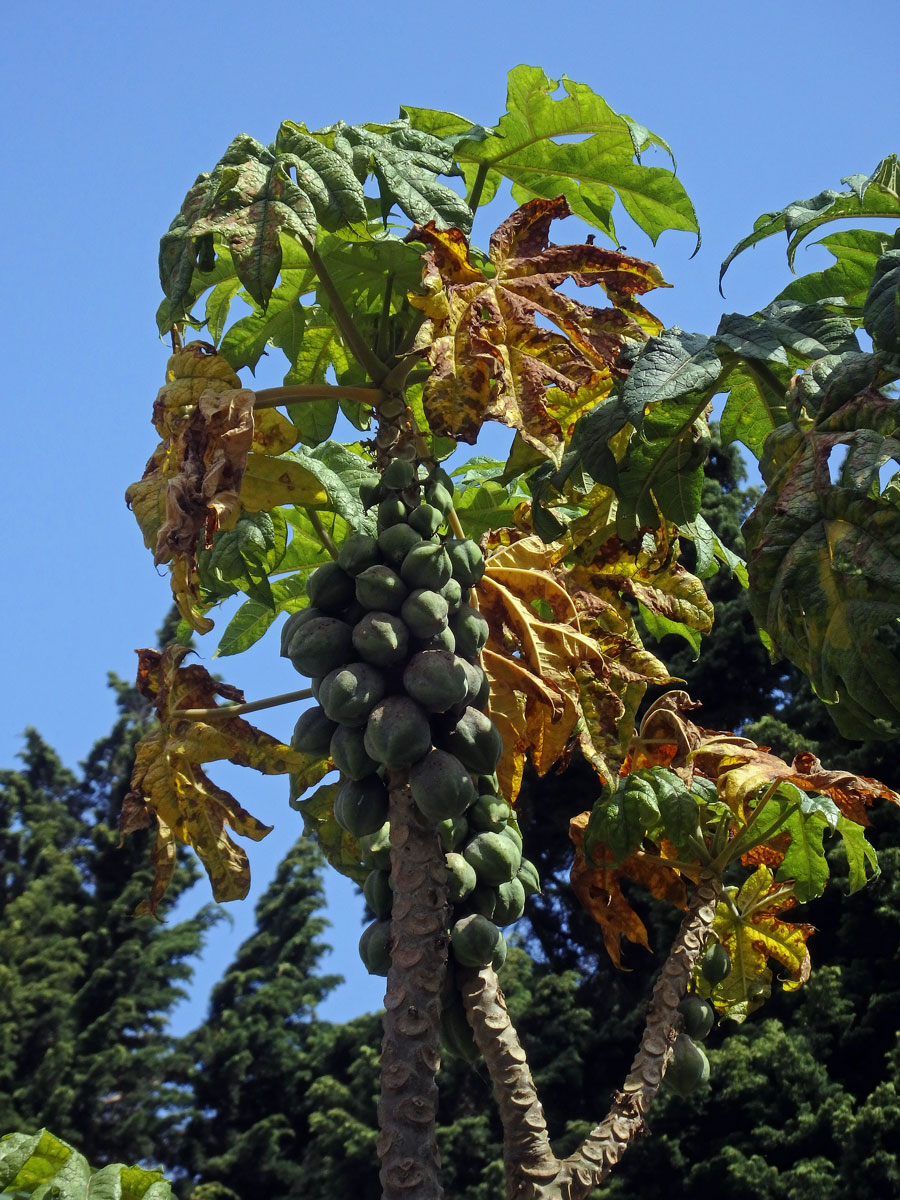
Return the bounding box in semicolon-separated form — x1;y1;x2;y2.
239;452;329;511
121;645;330;914
409;196;665;461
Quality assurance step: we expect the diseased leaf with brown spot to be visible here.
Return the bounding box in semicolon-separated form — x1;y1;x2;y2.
570;811;686;967
121;645;331;914
408;196;666;461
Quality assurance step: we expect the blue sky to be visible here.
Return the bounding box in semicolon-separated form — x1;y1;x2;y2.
2;0;897;1028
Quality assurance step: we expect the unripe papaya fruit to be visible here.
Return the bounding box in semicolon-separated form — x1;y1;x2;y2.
334;775;390;838
492;933;508;972
444;852;477;902
459;660;490;710
461;884;497;919
450;604;490;660
403;650;469;713
377;496;408;529
382;457;417;490
364;696;433;768
517;858;542;896
701;943;731;985
287;617;355;678
445;539;485;586
363;868;392;919
425;479;453;515
409;747;477;820
358;918;392;976
291;705;337;756
408;502;443;537
352;611;410;667
679;995;715;1040
307;561;356;613
330;724;380;780
478;773;500;795
492;877;526;925
417;626;456;653
280;606;323;657
666;1034;710;1097
359;822;392;870
441;706;503;774
358;478;383;510
437;814;468;852
450;913;503;968
469;795;510;832
400;589;449;639
318;662;386;726
355;565;409;614
464;831;521;885
337;532;381;576
400;543;453;591
439;576;463;613
378;523;423;567
498;823;523;851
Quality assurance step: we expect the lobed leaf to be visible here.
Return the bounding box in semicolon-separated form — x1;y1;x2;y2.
0;1129;172;1199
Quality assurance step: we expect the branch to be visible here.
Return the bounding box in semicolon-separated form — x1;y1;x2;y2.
307;242;389;383
458;965;560;1198
253;383;383;409
377;773;450;1199
176;687;313;720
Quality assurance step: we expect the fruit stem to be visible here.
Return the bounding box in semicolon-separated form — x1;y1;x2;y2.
253;383;383;409
177;687;313;720
305;508;339;560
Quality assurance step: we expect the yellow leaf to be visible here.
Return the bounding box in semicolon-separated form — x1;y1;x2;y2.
239;452;329;512
250;408;298;455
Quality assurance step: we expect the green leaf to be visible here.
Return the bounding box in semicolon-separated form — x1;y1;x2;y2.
452;65;699;248
863;249;900;353
584;785;643;865
638;600;703;659
836;816;880;894
452;481;524;538
679;514;748;584
215;571;311;658
0;1129;172;1199
777;229;895;308
620;328;721;426
777;807;831;902
274;120;369;231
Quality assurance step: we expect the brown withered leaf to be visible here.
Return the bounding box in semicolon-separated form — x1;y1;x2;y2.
121;645;330;915
570;811;687;968
408;196;666;461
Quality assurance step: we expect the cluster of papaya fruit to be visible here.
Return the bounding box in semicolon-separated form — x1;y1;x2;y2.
281;457;540;987
667;941;731;1096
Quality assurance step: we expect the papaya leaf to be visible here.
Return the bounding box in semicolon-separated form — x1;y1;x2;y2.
777;229;895;309
120;646;328;914
0;1129;173;1199
289;780;367;884
863;248;900;354
679;514;748;584
835;815;880;894
449;64;699;247
198;510;288;607
408;195;665;461
215;570;311;658
776;807;832;902
452;480;525;539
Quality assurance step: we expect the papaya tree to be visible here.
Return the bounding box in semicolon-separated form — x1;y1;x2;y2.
105;64;900;1200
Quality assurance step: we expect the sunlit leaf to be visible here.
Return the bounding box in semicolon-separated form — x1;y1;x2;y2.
0;1128;172;1199
290;780;367;884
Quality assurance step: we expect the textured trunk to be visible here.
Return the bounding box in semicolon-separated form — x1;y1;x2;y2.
377;772;449;1199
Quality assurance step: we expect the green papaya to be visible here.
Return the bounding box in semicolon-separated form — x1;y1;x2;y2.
678;995;715;1040
478;773;500;795
359;822;392;870
450;603;489;660
408;502;443;537
400;542;453;591
355;565;409;614
666;1034;710;1097
445;539;485;586
377;496;408;529
306;561;356;613
358;918;392;976
330;724;380;780
469;795;510;832
425;479;453;515
363;869;393;919
459;660;490;710
378;523;423;567
492;933;508;972
381;457;417;490
463;831;521;885
287;617;355;678
437;814;469;852
409;747;477;820
450;913;503;968
439;576;463;613
280;606;323;658
498;823;523;851
400;589;449;639
417;626;456;653
517;858;542;896
352;611;410;667
337;532;381;576
492;877;525;925
441;706;502;774
358;478;383;509
403;650;469;713
334;775;390;838
318;662;386;727
444;852;477;902
700;943;731;985
291;705;337;756
463;884;497;919
364;696;433;768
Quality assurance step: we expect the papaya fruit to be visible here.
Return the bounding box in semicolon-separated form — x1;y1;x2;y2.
444;852;477;902
378;523;423;567
359;822;392;870
478;773;500;795
492;934;508;972
330;724;380;781
678;995;715;1040
377;496;408;529
450;603;489;660
417;626;456;653
409;747;477;821
355;565;409;614
498;823;523;851
445;539;485;587
437;814;469;852
462;884;497;920
280;606;323;658
334;775;390;838
363;869;392;919
424;479;453;515
351;611;410;667
287;616;355;678
337;532;381;576
450;913;503;968
358;918;392;976
364;696;433;768
666;1034;710;1097
400;589;449;639
700;943;731;985
400;542;453;591
517;858;542;897
469;795;510;832
382;457;417;490
441;706;502;774
439;576;463;613
459;660;490;710
358;478;383;509
408;502;443;537
403;650;469;713
306;561;356;613
492;877;526;925
291;705;337;757
463;831;521;885
318;662;386;726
